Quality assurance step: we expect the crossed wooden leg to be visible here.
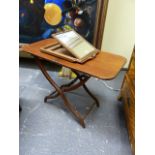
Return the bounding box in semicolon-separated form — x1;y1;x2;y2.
35;57;99;128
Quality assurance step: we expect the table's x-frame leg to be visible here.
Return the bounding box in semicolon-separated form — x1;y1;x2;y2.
35;57;99;128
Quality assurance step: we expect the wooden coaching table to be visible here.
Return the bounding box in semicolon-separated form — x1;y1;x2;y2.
22;38;126;128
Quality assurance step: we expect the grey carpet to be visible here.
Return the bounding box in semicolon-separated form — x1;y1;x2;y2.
19;60;132;155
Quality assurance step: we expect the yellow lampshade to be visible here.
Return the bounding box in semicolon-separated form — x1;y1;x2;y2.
44;3;62;26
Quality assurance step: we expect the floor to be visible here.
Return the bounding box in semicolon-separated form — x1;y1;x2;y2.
19;59;132;155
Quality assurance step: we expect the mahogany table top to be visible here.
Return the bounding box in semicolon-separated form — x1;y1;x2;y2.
22;38;126;80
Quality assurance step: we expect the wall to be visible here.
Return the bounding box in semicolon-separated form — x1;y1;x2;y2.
101;0;135;68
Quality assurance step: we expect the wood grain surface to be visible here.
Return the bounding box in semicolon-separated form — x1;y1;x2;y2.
22;38;126;80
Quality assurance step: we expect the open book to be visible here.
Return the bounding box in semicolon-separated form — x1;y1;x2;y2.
40;30;99;63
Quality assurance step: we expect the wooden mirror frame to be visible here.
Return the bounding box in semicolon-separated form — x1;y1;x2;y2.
93;0;109;49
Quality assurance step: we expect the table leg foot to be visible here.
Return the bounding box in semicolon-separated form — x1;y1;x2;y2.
79;120;86;128
118;94;123;101
44;97;48;103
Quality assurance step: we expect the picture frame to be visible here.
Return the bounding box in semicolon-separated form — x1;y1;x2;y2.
93;0;109;49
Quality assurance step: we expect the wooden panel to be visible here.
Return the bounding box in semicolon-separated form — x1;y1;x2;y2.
127;50;135;87
119;48;135;154
93;0;109;49
122;77;135;154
